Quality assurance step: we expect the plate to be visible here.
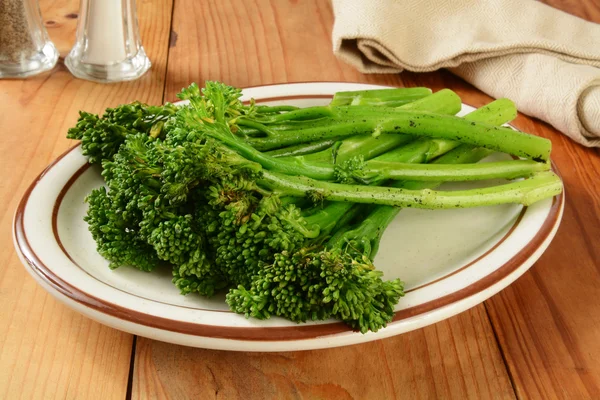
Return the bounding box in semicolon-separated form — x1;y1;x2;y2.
13;82;564;351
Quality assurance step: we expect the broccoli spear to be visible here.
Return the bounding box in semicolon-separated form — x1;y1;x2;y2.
295;88;463;163
242;104;551;162
179;87;551;184
296;97;520;254
224;97;524;332
328;101;528;258
174;83;561;209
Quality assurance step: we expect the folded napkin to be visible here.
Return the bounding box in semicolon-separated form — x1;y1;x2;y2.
332;0;600;147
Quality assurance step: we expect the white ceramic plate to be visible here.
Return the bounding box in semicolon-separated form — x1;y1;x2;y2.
13;82;564;352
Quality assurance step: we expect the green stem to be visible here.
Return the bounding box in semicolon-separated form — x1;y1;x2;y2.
256;106;337;123
328;135;413;164
399;89;461;114
462;98;519;125
211;127;541;184
327;204;399;257
235;119;278;137
330;87;432;107
350;159;550;184
315;89;462;164
368;98;518;169
261;170;563;209
255;105;300;113
297;100;523;254
373;138;460;164
397;145;494;190
328;146;496;258
304;202;358;238
247;106;548;162
241;88;458;150
204;130;336;180
265;139;340;158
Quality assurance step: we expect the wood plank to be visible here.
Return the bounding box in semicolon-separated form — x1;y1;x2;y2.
163;0;407;100
133;305;515;400
479;2;600;398
484;113;600;399
0;0;173;398
133;1;515;398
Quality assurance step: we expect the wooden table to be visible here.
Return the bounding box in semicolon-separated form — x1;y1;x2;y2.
1;1;599;398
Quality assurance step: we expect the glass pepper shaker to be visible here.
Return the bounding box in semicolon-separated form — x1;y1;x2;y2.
65;0;151;83
0;0;59;78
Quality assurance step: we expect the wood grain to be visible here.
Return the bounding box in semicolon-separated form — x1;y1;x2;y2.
133;305;514;400
0;0;173;398
132;1;515;399
163;0;409;101
484;115;600;399
480;4;600;399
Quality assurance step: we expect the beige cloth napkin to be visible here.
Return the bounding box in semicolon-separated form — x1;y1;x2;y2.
332;0;600;147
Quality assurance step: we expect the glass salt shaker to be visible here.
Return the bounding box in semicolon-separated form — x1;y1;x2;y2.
0;0;59;78
65;0;151;83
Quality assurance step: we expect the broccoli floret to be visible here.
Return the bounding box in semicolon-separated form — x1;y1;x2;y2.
172;265;228;296
226;248;404;333
67;102;177;164
102;102;177;135
85;187;159;271
206;202;311;287
67;112;130;164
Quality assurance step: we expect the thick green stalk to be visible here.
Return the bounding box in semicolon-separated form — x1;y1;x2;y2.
327;204;398;257
209;100;518;182
247;106;549;162
373;138;459;164
347;159;550;184
330;87;432;107
265;139;339;158
303;201;364;239
235;119;278;137
241;89;459;156
327;146;493;258
211;128;542;184
397;146;494;190
208;98;540;200
260;170;563;209
236;109;417;139
205;130;336;180
295;89;463;164
298;135;414;165
398;89;461;114
247;106;337;123
255;105;299;113
304;99;515;213
462;98;518;125
239;103;451;136
374;98;518;165
350;98;518;187
329;100;519;258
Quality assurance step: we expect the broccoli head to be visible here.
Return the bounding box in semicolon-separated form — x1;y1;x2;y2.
226;247;404;333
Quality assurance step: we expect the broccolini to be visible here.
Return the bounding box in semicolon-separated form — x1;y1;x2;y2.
68;81;563;333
